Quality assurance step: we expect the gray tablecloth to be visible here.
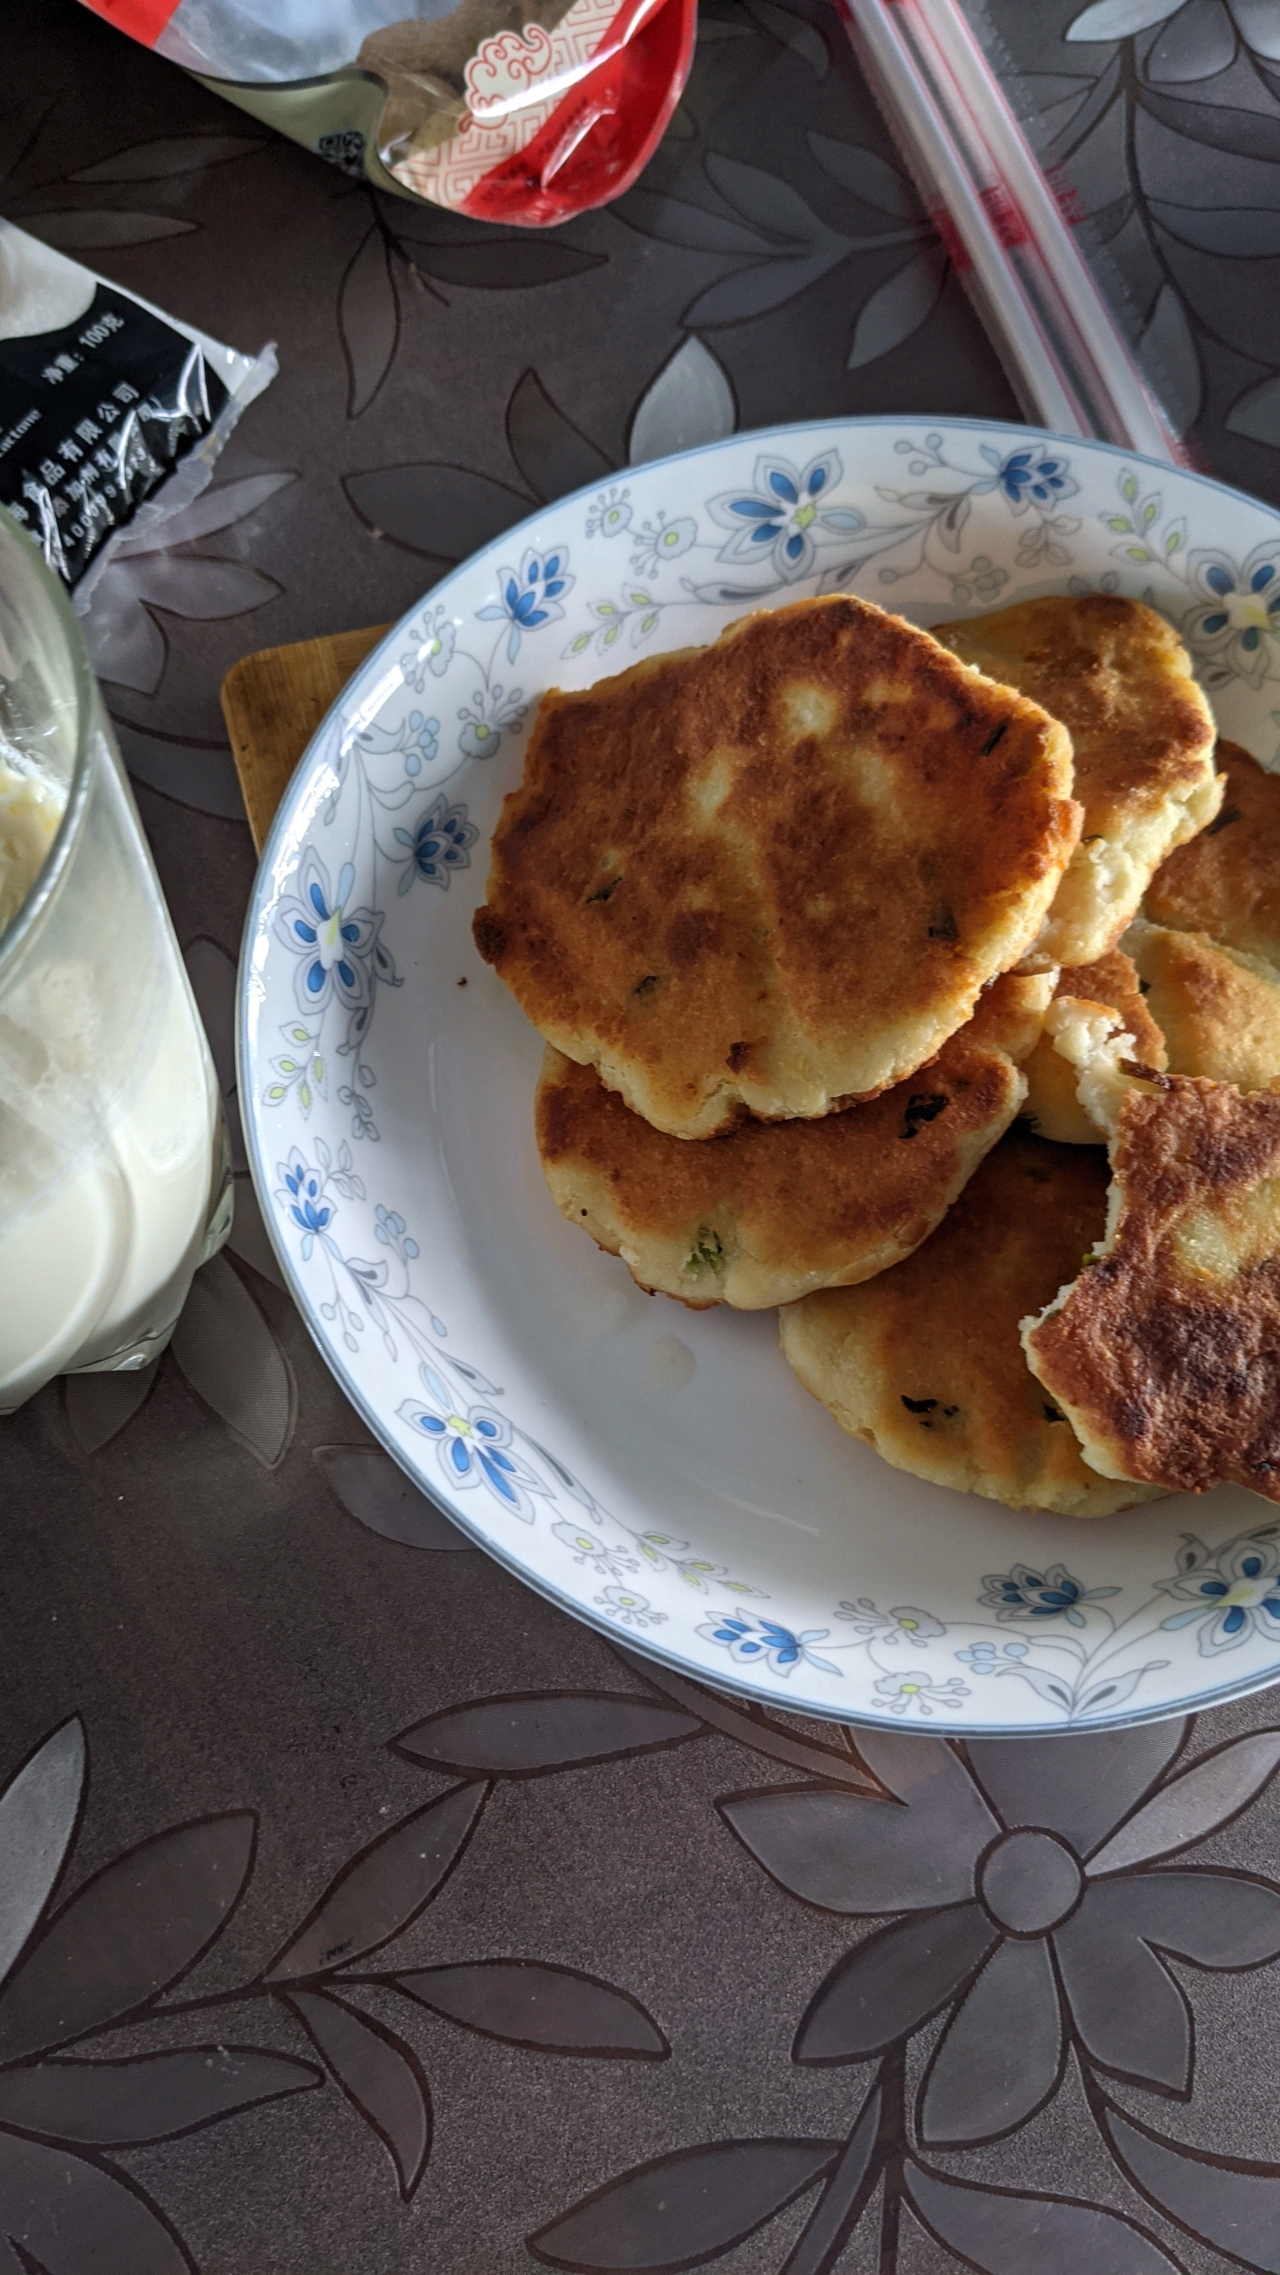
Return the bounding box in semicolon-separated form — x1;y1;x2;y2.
6;4;1280;2269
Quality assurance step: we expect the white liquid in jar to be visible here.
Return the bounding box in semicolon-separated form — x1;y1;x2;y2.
0;729;219;1410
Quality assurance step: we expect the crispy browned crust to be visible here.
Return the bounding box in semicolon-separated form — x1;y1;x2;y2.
1022;948;1167;1144
937;594;1215;840
1126;918;1280;1089
1146;740;1280;965
936;594;1218;964
476;594;1079;1138
536;974;1045;1309
1024;1077;1280;1497
780;1125;1157;1516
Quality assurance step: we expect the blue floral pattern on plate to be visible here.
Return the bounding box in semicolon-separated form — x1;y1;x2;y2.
275;849;396;1028
479;546;574;663
399;1366;550;1522
706;449;862;582
393;793;477;893
695;1612;841;1677
1157;1529;1280;1652
240;417;1280;1734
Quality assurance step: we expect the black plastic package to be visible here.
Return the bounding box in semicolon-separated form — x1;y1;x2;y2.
0;222;274;595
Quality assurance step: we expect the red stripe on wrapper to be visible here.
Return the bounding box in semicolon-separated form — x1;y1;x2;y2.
458;0;696;227
79;0;181;43
978;180;1028;250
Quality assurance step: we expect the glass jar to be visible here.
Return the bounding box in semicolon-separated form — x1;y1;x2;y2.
0;509;228;1411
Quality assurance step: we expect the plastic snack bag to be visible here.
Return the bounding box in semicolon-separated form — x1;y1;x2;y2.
77;0;697;226
0;220;274;600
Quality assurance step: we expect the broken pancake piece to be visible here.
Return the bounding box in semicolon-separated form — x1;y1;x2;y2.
537;972;1052;1310
1022;1032;1280;1500
1022;947;1166;1143
476;593;1080;1138
936;594;1219;968
1145;740;1280;969
1125;916;1280;1090
780;1124;1165;1517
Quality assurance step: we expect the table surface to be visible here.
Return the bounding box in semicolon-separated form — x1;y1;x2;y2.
6;4;1280;2270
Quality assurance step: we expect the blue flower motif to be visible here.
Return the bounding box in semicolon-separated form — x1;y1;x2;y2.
400;712;440;779
586;486;631;538
479;545;574;662
401;605;456;691
696;1609;840;1677
979;1563;1119;1626
707;452;863;583
273;848;398;1032
955;1641;998;1673
275;1148;335;1261
374;1203;418;1259
393;793;477;894
1183;543;1280;688
1157;1529;1280;1655
398;1368;549;1521
980;441;1078;515
955;1639;1030;1674
873;1668;969;1716
353;707;439;782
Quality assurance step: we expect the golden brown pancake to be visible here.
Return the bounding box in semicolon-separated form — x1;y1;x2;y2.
1125;917;1280;1090
780;1125;1164;1517
1022;947;1166;1143
1145;740;1280;967
475;594;1080;1138
1023;1072;1280;1500
936;594;1219;968
537;973;1051;1310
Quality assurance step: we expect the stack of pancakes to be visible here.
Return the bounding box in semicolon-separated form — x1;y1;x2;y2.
474;589;1280;1518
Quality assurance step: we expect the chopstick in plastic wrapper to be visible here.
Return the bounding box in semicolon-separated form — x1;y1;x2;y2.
834;0;1189;467
0;218;275;612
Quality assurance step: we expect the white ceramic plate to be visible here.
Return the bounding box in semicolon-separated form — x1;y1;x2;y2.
239;417;1280;1734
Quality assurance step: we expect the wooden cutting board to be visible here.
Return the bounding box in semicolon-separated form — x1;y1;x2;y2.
220;622;391;851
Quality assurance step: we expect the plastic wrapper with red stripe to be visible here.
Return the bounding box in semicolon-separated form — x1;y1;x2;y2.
77;0;697;227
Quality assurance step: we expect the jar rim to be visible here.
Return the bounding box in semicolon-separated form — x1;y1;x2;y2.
0;511;97;986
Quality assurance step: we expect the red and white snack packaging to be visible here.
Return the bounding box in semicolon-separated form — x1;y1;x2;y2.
77;0;697;227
